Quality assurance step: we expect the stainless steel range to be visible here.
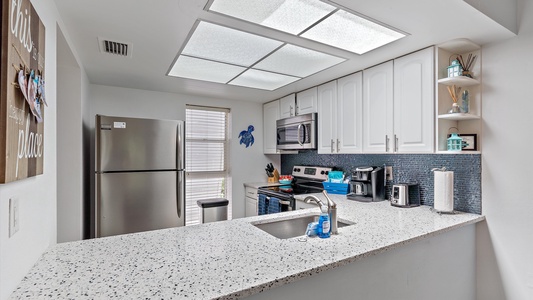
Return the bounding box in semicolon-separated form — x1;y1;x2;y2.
257;166;332;215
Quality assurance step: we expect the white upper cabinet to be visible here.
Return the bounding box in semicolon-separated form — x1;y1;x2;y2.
337;72;363;153
393;47;434;153
317;81;337;154
263;100;280;154
363;61;394;153
279;93;296;119
362;47;434;153
296;87;318;115
317;74;363;155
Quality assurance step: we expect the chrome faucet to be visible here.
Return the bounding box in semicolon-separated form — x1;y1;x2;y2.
304;191;338;235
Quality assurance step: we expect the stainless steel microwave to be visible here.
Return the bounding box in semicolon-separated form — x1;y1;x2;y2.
276;113;317;150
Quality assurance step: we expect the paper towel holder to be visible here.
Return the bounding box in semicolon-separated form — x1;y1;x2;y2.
431;167;456;214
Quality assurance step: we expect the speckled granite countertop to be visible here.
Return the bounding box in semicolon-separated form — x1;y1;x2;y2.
10;194;484;299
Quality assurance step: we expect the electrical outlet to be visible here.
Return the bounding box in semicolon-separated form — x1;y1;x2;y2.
9;197;19;237
386;166;393;181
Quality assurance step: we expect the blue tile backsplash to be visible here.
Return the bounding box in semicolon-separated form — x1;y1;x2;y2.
281;151;481;214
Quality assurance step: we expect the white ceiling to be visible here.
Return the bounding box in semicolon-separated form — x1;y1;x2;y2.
53;0;515;103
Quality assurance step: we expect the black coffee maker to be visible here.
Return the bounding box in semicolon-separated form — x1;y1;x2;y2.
347;166;385;202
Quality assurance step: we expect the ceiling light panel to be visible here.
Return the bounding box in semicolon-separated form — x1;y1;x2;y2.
301;10;406;54
208;0;336;35
254;44;345;77
168;55;246;83
229;69;300;90
182;21;283;67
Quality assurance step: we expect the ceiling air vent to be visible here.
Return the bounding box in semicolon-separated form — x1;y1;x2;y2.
98;37;132;57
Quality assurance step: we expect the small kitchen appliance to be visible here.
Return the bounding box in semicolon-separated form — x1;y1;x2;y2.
391;183;420;207
347;166;385;202
276;113;317;150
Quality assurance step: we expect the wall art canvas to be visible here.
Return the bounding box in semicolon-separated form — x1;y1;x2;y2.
1;0;46;183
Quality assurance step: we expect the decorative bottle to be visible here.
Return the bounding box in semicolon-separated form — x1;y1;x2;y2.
462;90;470;113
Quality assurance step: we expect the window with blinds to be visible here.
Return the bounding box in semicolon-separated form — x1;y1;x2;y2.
185;105;231;226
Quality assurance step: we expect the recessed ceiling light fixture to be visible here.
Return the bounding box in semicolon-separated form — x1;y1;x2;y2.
207;0;407;54
168;21;345;90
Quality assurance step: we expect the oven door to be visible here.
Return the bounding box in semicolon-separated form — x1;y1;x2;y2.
257;190;295;215
276;113;316;150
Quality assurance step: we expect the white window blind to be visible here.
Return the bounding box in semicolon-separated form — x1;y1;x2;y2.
185;105;231;226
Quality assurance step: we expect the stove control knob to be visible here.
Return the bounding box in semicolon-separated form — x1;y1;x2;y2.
325;171;329;175
320;170;325;175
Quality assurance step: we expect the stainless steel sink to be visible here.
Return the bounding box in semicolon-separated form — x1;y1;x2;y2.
252;214;354;239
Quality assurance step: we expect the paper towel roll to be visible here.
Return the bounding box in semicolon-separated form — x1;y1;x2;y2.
434;171;454;212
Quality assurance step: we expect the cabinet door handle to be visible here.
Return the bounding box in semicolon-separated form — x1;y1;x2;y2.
395;134;398;152
331;139;334;153
385;135;390;152
290;105;294;116
337;139;340;153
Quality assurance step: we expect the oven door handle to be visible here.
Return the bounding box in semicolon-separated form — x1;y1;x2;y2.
278;199;291;205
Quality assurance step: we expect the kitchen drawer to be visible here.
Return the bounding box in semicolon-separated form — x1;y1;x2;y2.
245;187;258;199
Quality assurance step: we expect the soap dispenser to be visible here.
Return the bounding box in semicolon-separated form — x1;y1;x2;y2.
317;205;331;239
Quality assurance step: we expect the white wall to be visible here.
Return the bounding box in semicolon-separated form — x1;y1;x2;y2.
56;26;84;242
464;0;518;34
88;84;278;222
0;0;62;299
477;0;533;299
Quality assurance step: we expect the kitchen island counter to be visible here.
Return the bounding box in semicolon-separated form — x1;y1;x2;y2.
10;195;484;299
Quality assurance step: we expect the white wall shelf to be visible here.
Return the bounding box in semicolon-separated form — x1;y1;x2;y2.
435;39;482;153
438;113;481;121
437;76;479;86
436;150;481;154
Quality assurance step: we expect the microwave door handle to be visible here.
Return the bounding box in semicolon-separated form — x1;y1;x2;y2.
297;124;303;146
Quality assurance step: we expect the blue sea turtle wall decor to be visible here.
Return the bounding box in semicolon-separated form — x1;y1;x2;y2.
239;125;255;148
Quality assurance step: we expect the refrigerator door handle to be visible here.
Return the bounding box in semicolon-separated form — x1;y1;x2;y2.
177;171;185;219
177;121;185;171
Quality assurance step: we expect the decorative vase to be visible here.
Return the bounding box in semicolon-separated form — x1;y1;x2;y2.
448;102;463;114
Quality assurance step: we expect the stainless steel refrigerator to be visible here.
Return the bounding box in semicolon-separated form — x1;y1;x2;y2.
94;115;185;238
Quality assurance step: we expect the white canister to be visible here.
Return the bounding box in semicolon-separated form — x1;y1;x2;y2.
432;168;454;213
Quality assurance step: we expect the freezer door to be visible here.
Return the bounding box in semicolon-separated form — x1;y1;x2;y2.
96;171;185;237
96;115;185;172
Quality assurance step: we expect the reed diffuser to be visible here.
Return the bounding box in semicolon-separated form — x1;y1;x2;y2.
456;54;477;78
447;85;463;113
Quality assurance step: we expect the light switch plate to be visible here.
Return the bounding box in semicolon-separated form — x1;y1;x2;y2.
386;166;393;181
9;197;20;237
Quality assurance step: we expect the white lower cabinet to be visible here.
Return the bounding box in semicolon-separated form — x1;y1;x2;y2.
318;73;363;154
245;187;258;217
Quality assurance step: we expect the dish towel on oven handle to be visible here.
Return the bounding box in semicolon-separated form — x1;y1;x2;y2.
258;194;267;215
268;197;281;214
